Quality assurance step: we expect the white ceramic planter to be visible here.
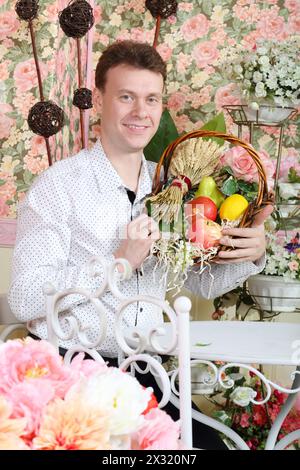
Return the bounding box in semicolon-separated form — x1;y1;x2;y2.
247;274;300;313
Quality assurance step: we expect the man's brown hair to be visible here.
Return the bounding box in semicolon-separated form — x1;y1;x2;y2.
95;40;167;90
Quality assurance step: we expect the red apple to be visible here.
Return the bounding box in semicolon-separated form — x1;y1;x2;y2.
185;196;218;222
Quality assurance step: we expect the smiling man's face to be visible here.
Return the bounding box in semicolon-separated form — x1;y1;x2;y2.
94;64;164;157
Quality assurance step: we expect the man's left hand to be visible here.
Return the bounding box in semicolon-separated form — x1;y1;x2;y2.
214;205;274;264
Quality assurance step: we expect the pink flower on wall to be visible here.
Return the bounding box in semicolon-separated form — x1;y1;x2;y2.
180;14;210;42
0;179;17;203
0;197;10;217
0;60;11;81
0;11;19;40
287;14;300;33
176;52;192;74
284;0;299;12
13;93;35;119
23;153;49;175
14;58;47;94
167;92;186;113
192;41;219;68
214;83;240;110
257;11;287;39
0;103;15;139
157;44;173;62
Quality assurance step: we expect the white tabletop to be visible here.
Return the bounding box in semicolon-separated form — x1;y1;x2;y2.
125;321;300;366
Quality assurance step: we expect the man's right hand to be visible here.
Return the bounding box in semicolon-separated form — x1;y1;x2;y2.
113;214;160;270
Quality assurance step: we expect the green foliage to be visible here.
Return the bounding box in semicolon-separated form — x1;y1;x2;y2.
200;112;226;146
288;167;300;183
144;109;179;163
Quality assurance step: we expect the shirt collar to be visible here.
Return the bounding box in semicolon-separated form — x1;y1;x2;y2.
89;139;153;201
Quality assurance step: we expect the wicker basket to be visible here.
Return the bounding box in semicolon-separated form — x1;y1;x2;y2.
151;129;273;262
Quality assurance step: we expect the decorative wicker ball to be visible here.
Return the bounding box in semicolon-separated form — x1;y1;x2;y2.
15;0;39;21
59;0;94;38
145;0;178;19
28;101;64;137
73;88;93;109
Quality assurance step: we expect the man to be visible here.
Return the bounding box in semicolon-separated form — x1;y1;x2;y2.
8;41;272;449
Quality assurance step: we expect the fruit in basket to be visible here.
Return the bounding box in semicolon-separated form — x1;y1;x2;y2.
187;216;222;249
219;194;249;221
186;196;218;222
195;176;225;208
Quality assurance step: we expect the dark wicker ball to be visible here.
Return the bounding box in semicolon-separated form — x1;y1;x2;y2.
146;0;178;19
15;0;39;21
73;88;93;109
59;0;94;38
28;101;64;137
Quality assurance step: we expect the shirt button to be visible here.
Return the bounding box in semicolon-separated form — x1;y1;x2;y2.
140;308;143;312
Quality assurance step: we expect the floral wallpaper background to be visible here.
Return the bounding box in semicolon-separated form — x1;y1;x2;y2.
0;0;299;223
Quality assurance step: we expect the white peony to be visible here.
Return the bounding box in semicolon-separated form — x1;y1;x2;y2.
68;368;152;436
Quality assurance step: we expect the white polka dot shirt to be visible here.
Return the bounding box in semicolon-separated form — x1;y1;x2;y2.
8;140;265;356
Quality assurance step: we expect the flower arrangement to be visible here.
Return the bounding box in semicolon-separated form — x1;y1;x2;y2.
210;368;300;450
0;337;181;450
219;37;300;107
263;232;300;281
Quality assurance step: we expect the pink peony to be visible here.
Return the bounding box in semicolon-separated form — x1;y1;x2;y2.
0;396;29;450
257;13;287;40
69;352;108;378
0;338;78;401
180;14;210;42
132;408;181;450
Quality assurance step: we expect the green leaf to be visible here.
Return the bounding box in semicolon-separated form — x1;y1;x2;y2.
0;179;6;186
144;109;179;163
288;167;300;183
23;170;34;186
222;176;239;195
195;342;212;347
200;112;226;146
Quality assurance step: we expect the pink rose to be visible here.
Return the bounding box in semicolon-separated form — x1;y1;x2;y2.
0;11;19;40
180;14;210;42
0;103;15;139
221;147;258;182
192;41;219;68
214;83;240;110
240;412;251;428
132;408;181;450
14;59;47;94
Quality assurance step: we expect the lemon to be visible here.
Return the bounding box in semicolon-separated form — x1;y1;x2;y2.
219;194;249;221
